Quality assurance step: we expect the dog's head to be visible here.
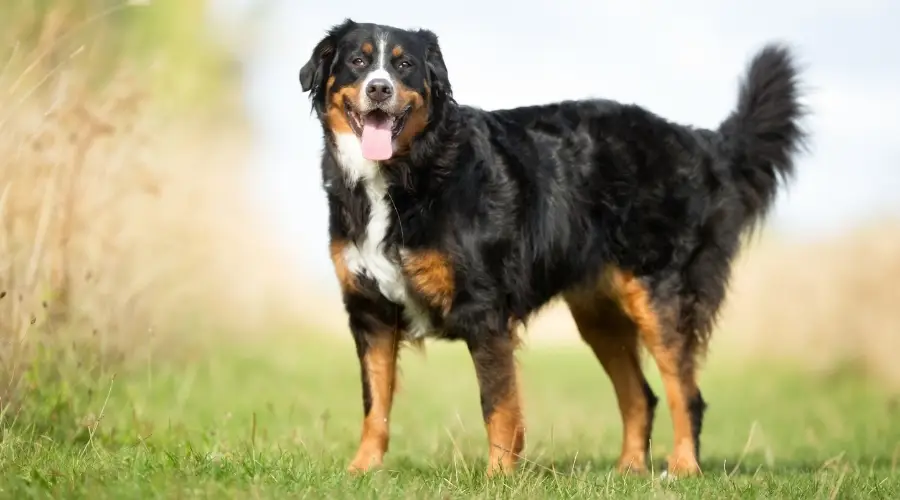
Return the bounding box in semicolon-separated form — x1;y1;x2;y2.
300;20;451;162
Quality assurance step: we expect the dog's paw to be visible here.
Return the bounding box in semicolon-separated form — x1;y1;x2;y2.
347;453;384;475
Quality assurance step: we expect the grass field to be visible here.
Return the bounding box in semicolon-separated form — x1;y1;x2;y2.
2;334;898;499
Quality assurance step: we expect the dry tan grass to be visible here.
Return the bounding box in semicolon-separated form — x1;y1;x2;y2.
0;65;304;399
717;224;900;386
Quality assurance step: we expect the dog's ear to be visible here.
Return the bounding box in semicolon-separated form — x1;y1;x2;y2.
418;29;452;99
300;19;356;109
299;36;333;95
299;57;320;93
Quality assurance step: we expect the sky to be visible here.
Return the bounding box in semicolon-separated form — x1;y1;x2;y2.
211;0;900;281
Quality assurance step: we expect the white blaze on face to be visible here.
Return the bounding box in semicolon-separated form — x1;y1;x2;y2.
360;35;395;108
358;34;398;162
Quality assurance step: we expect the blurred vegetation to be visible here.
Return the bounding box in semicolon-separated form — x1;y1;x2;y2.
0;0;262;420
0;0;241;114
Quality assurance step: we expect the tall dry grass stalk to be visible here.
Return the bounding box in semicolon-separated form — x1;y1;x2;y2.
0;67;295;403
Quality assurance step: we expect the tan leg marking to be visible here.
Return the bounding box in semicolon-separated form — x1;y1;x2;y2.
348;331;399;473
485;367;524;476
469;332;524;476
566;290;655;474
607;269;701;476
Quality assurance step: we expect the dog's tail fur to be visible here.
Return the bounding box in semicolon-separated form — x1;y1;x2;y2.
718;44;808;231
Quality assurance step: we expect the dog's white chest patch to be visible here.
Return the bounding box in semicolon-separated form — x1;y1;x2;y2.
334;133;436;340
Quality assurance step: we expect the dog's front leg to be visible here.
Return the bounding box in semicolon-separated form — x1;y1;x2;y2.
465;327;524;476
346;311;400;474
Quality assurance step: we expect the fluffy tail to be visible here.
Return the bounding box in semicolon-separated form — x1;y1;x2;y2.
718;43;808;229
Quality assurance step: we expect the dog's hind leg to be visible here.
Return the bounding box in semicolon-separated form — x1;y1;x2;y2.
643;334;706;477
565;291;658;474
609;271;705;477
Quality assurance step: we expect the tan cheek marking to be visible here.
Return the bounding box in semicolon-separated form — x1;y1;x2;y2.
326;84;362;134
393;84;429;154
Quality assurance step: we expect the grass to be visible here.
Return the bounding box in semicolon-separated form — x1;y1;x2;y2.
2;335;898;499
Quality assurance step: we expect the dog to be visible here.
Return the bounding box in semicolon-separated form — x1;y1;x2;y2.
299;19;807;477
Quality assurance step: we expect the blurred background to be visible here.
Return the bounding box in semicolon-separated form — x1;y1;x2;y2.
1;0;899;416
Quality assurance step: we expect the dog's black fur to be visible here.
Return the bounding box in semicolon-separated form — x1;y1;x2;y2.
300;19;807;475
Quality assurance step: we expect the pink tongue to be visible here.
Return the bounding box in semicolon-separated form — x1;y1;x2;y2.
360;115;394;161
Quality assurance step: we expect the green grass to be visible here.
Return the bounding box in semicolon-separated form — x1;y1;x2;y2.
2;334;899;498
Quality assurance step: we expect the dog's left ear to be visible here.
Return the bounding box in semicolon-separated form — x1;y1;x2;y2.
417;29;452;99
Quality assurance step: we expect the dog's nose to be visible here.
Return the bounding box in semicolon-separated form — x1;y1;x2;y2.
366;79;393;102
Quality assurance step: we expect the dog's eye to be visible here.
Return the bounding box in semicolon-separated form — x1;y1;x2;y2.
352;58;367;67
397;61;412;70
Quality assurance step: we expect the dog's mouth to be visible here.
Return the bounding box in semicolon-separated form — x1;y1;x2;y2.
345;101;409;161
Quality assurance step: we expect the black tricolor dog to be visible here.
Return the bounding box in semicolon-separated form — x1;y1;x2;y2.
299;19;807;477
